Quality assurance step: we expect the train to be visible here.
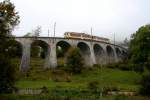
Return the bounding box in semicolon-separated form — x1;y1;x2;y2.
64;32;110;43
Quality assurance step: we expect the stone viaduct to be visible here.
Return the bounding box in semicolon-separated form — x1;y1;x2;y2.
15;37;127;72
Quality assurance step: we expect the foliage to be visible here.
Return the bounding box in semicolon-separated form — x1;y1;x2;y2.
114;95;132;100
57;58;65;67
31;46;41;57
51;69;71;82
24;26;41;37
106;63;131;71
129;24;150;66
6;40;22;57
56;47;65;58
105;62;145;73
140;72;150;96
124;38;130;46
87;81;100;91
0;0;19;36
32;26;41;37
24;32;32;37
0;94;149;100
41;86;49;94
65;47;84;74
130;64;144;73
0;0;19;93
144;55;150;70
0;54;17;93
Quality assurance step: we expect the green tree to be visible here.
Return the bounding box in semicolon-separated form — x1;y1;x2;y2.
140;72;150;96
24;32;32;37
32;26;41;37
129;24;150;67
123;37;129;47
65;47;84;74
0;0;19;93
24;26;41;37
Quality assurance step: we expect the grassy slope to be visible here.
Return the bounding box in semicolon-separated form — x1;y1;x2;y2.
14;58;141;92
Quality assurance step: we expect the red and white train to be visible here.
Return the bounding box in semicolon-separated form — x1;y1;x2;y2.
64;32;110;43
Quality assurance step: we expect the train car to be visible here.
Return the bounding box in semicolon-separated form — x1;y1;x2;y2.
64;32;110;43
64;32;83;39
94;36;110;43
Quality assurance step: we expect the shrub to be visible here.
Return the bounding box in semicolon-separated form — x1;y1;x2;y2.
118;64;131;71
57;58;65;68
114;95;131;100
51;70;71;82
106;63;131;71
144;56;150;70
65;47;84;74
103;86;120;95
140;72;150;96
87;81;100;91
106;63;118;69
93;64;100;68
130;64;144;73
0;55;17;93
41;86;49;94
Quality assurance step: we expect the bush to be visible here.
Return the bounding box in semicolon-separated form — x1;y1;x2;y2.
103;86;120;95
51;70;71;82
0;55;17;93
87;81;100;91
57;58;65;68
106;62;145;72
106;63;118;69
144;56;150;70
140;72;150;96
93;64;100;68
130;64;144;73
65;47;84;74
114;95;131;100
106;63;131;71
41;86;49;94
118;64;131;71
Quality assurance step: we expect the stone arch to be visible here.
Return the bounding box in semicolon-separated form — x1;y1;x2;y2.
56;41;71;67
106;45;115;63
77;42;91;66
121;50;128;60
9;40;23;68
93;44;105;64
115;47;121;57
122;50;127;54
30;40;50;68
106;45;114;57
56;41;71;56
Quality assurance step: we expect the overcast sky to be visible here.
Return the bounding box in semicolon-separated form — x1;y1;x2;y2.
8;0;150;41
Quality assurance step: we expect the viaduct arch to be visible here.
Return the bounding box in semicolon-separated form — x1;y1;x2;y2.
15;37;128;72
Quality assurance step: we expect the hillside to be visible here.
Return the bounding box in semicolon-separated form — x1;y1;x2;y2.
15;58;141;91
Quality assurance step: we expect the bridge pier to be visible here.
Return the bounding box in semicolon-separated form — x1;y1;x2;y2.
49;43;57;68
113;46;118;63
20;42;31;72
44;44;51;68
89;44;96;65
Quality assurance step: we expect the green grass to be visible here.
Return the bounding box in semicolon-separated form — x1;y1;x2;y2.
14;58;141;92
0;94;149;100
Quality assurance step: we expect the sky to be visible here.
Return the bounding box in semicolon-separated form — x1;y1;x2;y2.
7;0;150;41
